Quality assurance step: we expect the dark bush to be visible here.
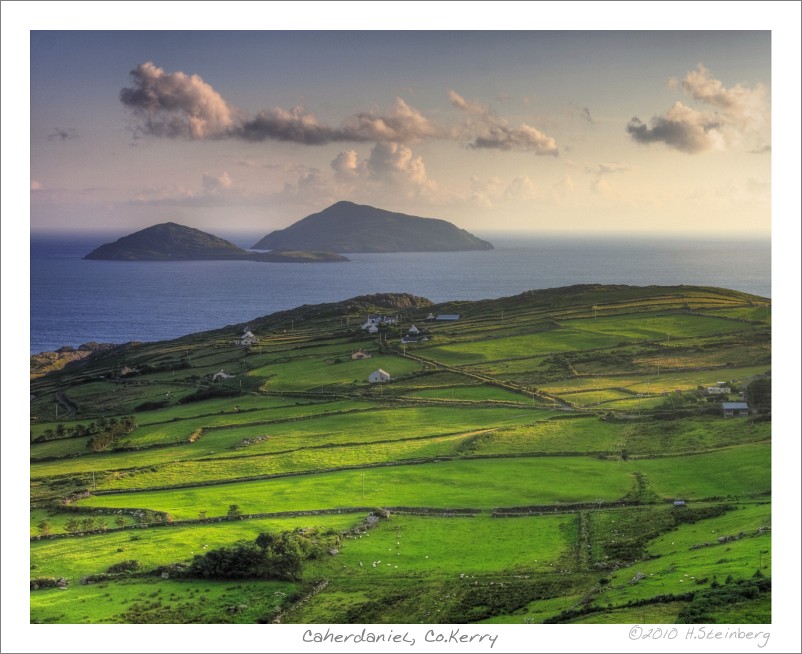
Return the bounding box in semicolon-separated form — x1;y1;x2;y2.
107;560;144;574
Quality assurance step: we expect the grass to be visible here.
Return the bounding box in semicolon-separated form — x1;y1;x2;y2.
249;353;423;391
559;313;753;341
77;456;637;518
30;514;362;580
28;285;772;624
31;577;298;624
305;513;573;580
417;329;626;366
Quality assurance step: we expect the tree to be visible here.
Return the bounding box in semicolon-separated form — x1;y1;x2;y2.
745;378;771;414
198;511;207;520
65;517;81;534
115;516;126;529
37;520;52;536
226;504;243;520
256;531;305;581
80;517;95;532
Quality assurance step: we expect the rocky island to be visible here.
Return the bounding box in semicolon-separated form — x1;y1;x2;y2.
84;223;348;263
251;201;494;253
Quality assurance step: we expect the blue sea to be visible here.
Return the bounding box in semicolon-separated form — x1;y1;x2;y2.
29;233;770;354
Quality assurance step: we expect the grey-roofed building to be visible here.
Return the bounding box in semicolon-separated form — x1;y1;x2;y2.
722;402;749;417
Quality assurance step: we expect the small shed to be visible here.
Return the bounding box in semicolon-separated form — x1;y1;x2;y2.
351;349;372;360
436;314;461;321
368;369;391;383
722;401;749;417
408;324;419;334
673;500;686;507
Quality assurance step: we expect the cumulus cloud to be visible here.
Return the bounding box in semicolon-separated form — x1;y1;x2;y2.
331;149;363;181
503;176;539;202
129;172;236;207
627;102;724;154
330;143;435;193
238;97;440;145
627;65;769;154
201;171;233;193
120;62;239;139
119;63;564;163
449;90;559;156
121;62;439;147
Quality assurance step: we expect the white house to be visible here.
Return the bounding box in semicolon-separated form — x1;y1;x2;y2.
368;369;391;383
212;369;233;382
236;330;259;346
408;324;419;334
705;386;730;395
367;324;379;334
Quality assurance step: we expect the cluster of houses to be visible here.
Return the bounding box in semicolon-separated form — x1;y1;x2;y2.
360;315;398;334
701;381;750;417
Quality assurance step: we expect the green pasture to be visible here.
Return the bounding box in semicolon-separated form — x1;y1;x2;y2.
560;313;753;341
36;403;534;480
303;514;572;584
32;399;371;463
402;385;530;404
91;432;476;491
559;389;638;406
417;329;626;366
250;353;422;391
697;306;771;322
30;513;360;580
76;444;770;519
537;364;769;397
599;527;770;607
31;577;297;624
77;456;637;518
630;444;770;499
30;508;138;536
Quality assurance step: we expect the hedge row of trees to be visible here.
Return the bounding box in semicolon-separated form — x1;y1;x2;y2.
186;530;326;581
34;415;136;444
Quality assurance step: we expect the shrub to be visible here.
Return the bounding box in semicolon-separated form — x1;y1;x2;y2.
107;560;144;574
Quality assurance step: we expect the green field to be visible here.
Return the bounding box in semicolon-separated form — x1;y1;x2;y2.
28;285;771;624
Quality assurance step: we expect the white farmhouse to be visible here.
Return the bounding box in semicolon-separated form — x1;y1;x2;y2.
705;386;731;395
212;369;233;382
368;369;391;383
236;330;259;346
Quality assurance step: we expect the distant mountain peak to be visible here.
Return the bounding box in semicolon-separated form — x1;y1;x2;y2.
252;202;493;253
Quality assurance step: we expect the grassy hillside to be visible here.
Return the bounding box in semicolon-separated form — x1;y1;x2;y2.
29;285;771;624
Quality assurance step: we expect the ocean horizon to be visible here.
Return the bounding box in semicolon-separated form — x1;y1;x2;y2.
29;232;770;354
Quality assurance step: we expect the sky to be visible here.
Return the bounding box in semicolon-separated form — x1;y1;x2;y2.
27;28;775;238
